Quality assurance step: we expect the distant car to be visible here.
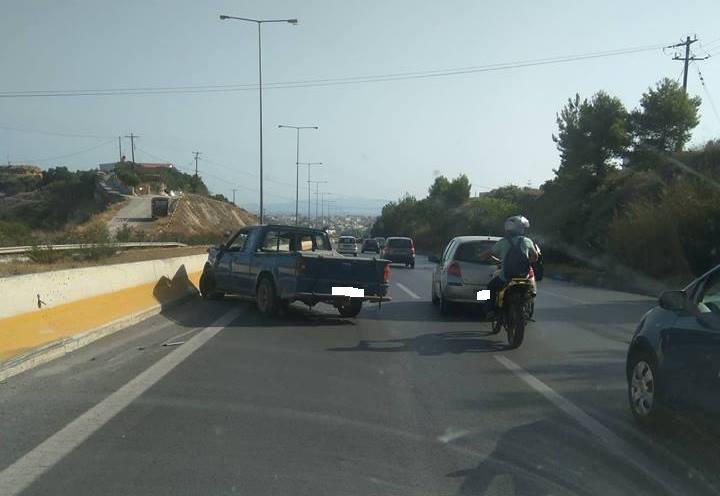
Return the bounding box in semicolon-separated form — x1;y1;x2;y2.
383;237;415;268
361;238;380;253
429;236;501;315
374;237;386;250
336;236;358;257
626;264;720;425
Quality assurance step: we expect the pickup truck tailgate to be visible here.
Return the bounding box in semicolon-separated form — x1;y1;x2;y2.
297;253;389;295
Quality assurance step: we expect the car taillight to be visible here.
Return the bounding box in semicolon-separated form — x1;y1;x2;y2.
383;263;391;282
447;262;462;278
411;246;415;255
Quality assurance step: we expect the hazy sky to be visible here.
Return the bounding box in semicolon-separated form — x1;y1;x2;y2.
2;0;720;213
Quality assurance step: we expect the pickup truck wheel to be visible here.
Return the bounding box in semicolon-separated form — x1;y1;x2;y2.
200;269;224;301
256;277;277;316
338;299;362;318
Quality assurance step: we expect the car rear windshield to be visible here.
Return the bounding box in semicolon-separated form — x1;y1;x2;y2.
454;241;496;264
388;238;412;248
339;237;354;243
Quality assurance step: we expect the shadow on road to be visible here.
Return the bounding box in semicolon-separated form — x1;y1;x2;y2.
447;417;681;496
365;300;491;323
328;330;509;355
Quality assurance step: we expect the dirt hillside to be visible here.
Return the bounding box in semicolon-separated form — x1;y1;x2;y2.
161;194;258;236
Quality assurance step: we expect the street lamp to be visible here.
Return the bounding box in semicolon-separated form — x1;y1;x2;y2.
219;14;298;224
278;124;319;225
298;161;323;221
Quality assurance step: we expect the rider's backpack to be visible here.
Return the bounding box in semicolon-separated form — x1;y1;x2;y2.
503;236;531;280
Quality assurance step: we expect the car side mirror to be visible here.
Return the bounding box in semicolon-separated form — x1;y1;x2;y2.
658;290;688;312
428;255;440;264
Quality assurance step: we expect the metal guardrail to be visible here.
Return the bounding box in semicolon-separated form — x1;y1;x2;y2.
0;242;188;256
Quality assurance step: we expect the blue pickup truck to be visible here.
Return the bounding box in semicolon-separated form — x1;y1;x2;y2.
199;225;391;317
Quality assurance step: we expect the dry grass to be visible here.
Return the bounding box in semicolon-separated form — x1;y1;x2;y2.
0;246;208;277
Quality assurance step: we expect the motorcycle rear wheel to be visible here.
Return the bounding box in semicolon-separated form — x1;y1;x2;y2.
506;304;526;348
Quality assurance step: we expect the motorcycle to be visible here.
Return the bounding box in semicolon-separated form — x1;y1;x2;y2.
490;276;535;348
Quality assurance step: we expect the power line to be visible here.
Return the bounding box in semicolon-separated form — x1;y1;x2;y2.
25;140;115;163
0;43;666;98
16;139;115;164
694;62;720;128
0;123;112;139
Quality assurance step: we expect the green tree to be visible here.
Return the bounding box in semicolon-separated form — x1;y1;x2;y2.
553;91;630;178
631;78;701;153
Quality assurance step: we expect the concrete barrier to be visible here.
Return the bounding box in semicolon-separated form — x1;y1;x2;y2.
0;254;208;380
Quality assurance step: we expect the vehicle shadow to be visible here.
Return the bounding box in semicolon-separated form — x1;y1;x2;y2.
446;417;686;496
364;300;491;323
458;349;720;494
327;330;509;355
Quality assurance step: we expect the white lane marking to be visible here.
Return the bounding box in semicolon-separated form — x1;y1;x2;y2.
541;289;588;305
395;282;421;300
494;355;684;495
0;308;242;496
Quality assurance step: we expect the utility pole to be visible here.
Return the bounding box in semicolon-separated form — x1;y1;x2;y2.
309;180;327;221
118;136;123;161
232;188;238;206
124;133;139;164
192;151;202;177
669;36;709;92
299;162;322;221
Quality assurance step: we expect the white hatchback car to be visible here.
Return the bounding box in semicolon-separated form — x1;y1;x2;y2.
336;236;358;256
430;236;501;314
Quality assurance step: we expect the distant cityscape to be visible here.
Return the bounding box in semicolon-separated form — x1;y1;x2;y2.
265;213;376;238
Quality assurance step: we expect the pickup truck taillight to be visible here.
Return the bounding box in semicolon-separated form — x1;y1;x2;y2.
383;263;391;283
411;246;415;255
447;262;462;278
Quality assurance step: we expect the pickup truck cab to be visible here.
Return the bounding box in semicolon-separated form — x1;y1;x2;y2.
200;225;391;317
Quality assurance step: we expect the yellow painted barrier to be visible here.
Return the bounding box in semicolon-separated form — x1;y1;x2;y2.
0;267;201;363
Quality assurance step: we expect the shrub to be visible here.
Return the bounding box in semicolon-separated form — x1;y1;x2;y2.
28;244;64;264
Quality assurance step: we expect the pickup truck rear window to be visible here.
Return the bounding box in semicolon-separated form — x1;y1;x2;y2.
262;230;331;252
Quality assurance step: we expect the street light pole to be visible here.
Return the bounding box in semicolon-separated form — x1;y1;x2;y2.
219;14;298;224
278;125;318;225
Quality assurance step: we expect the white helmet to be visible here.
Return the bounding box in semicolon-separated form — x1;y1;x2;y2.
504;215;530;236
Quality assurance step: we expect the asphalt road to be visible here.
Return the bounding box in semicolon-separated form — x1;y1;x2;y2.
109;196;154;234
2;256;720;495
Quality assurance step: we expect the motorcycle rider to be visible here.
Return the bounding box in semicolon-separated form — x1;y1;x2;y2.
482;215;539;315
